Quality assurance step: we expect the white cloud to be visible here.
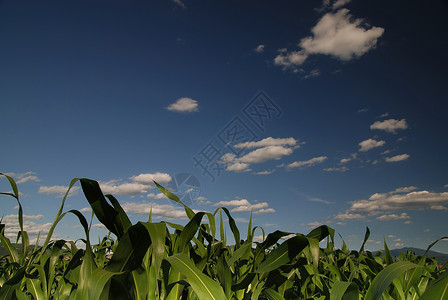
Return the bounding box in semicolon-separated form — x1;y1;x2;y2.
334;212;365;220
195;196;211;205
324;166;348;172
235;137;298;149
340;158;352;164
274;49;308;70
394;243;404;247
254;208;276;214
275;7;383;72
1;214;51;241
100;181;149;196
147;193;167;200
121;202;188;219
5;171;41;184
131;172;172;184
38;185;79;197
430;205;448;210
300;9;384;60
346;189;448;215
166;97;199;113
238;146;293;164
213;199;275;214
359;138;385;152
390;186;418;194
404;220;412;224
332;0;351;10
222;137;298;173
385;154;410;162
424;229;431;232
254;44;265;53
370;119;408;133
226;162;251;173
253;169;275;175
287;156;327;169
376;213;410;221
79;207;91;212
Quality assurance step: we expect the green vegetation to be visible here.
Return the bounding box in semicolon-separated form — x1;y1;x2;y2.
1;172;447;299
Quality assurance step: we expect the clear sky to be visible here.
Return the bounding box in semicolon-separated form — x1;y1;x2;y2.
1;0;448;253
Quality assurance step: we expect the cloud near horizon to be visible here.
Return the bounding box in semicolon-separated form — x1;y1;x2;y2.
213;199;276;214
335;187;448;221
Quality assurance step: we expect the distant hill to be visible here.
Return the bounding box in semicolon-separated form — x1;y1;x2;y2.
0;242;23;257
376;247;448;265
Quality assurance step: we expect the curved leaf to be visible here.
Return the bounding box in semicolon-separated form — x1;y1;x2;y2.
165;253;227;300
365;261;423;300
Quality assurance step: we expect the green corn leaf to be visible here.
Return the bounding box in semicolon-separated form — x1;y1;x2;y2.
258;230;292;252
153;181;195;220
220;207;241;249
86;268;119;300
217;251;232;297
80;178;125;239
39;178;80;261
330;281;359;300
359;227;370;252
132;266;149;300
106;222;151;273
365;261;423;300
227;242;252;266
307;225;334;242
177;212;206;252
0;227;19;263
383;238;393;265
256;235;309;273
0;266;26;299
263;288;285;300
25;277;46;300
105;194;132;233
419;270;448;300
165;253;227;300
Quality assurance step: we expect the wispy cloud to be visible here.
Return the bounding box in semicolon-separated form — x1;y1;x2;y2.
287;156;327;169
385;154;410;162
38;185;79;197
166;97;199;113
376;213;410;221
254;44;265;53
213;199;275;214
121;202;188;219
341;188;448;217
222;137;299;173
172;0;186;9
253;169;275;175
324;166;348;172
5;171;41;184
370;119;408;133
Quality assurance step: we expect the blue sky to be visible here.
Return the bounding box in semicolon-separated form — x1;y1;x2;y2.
1;0;448;252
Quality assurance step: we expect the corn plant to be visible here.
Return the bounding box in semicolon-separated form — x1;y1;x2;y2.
0;172;447;299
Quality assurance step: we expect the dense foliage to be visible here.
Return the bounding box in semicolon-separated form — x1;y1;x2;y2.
0;173;447;299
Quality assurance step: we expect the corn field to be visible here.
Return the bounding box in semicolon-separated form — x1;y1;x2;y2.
1;173;447;299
